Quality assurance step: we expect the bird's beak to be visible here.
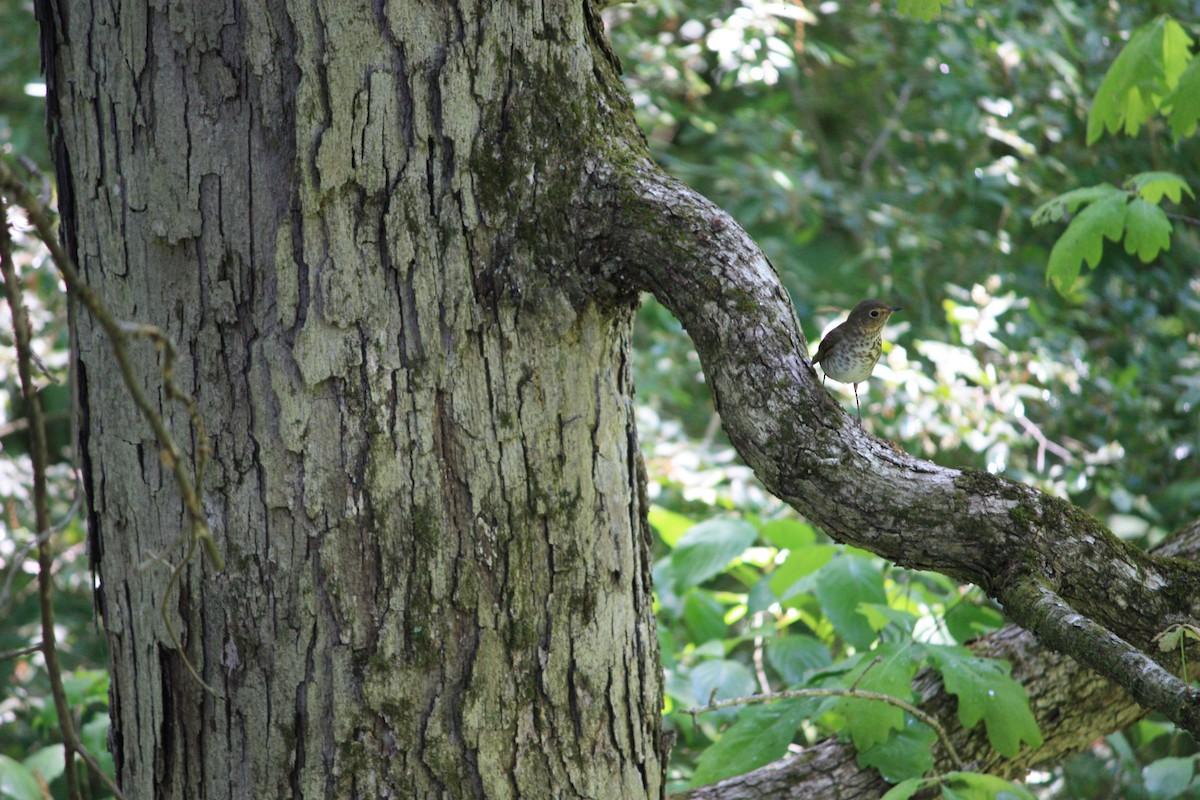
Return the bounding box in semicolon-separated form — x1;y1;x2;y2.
890;306;902;312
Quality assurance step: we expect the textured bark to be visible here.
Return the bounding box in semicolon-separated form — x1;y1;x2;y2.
37;0;1200;797
43;1;660;798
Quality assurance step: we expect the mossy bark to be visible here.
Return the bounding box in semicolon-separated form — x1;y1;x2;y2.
42;1;662;797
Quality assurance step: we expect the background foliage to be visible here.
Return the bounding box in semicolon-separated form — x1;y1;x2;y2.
1;0;1199;798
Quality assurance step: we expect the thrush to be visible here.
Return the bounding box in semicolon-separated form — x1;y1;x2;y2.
812;300;901;423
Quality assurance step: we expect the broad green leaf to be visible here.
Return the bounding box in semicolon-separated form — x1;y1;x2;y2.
688;699;813;787
1122;199;1172;262
943;770;1037;800
880;778;928;800
1031;184;1122;226
670;518;758;591
834;642;916;751
896;0;949;22
1163;58;1200;138
649;505;694;547
683;589;728;644
762;518;817;550
925;645;1043;757
62;669;109;708
856;715;936;783
1161;16;1195;89
767;634;832;685
22;745;64;785
1128;172;1194;204
1046;191;1127;293
770;544;835;600
690;659;757;709
80;714;116;784
0;754;42;800
1142;756;1196;799
1087;17;1195;143
815;555;887;649
859;603;918;636
944;600;1005;644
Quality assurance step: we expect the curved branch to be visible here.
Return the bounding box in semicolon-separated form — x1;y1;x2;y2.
576;155;1200;735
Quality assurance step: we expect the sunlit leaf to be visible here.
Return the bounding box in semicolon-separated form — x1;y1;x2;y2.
1087;16;1195;143
1122;199;1172;262
670;518;758;591
925;645;1043;757
1046;191;1127;293
1162;58;1200;138
0;755;42;800
944;771;1038;800
834;643;916;751
1031;184;1122;226
896;0;950;22
880;778;928;800
1127;171;1194;204
815;555;887;649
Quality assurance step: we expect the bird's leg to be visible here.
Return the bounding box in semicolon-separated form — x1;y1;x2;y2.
853;383;863;425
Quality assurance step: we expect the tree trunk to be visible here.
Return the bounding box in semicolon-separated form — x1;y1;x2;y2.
41;1;662;797
38;0;1200;797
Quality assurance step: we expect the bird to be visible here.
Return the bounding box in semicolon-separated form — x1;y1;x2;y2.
811;300;901;423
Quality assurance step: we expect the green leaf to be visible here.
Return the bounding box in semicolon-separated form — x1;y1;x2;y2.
1087;16;1195;143
22;746;64;785
690;659;757;708
1031;184;1122;226
61;669;109;708
1122;199;1172;262
834;642;916;751
1162;57;1200;138
815;555;887;649
767;634;833;685
1046;191;1127;293
1142;756;1197;799
859;603;918;636
683;589;728;644
1127;172;1194;204
649;506;694;547
770;544;835;600
880;778;929;800
856;715;936;783
688;699;813;787
79;714;115;782
944;600;1005;644
925;646;1043;757
943;771;1038;800
0;754;43;800
895;0;950;22
762;518;817;550
669;518;758;591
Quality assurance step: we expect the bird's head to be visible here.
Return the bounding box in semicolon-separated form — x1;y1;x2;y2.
847;299;901;332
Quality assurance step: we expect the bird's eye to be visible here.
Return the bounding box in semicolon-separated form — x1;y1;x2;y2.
870;310;880;317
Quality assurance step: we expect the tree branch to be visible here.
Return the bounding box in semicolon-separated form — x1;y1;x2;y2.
576;154;1200;739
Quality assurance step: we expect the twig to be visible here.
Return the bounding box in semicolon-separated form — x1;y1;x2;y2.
2;194;83;800
0;643;44;662
861;81;914;179
1164;211;1200;227
685;684;966;770
1;156;222;698
3;188;130;800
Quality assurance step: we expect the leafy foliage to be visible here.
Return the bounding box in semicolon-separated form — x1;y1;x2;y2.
1086;16;1195;143
612;0;1200;795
